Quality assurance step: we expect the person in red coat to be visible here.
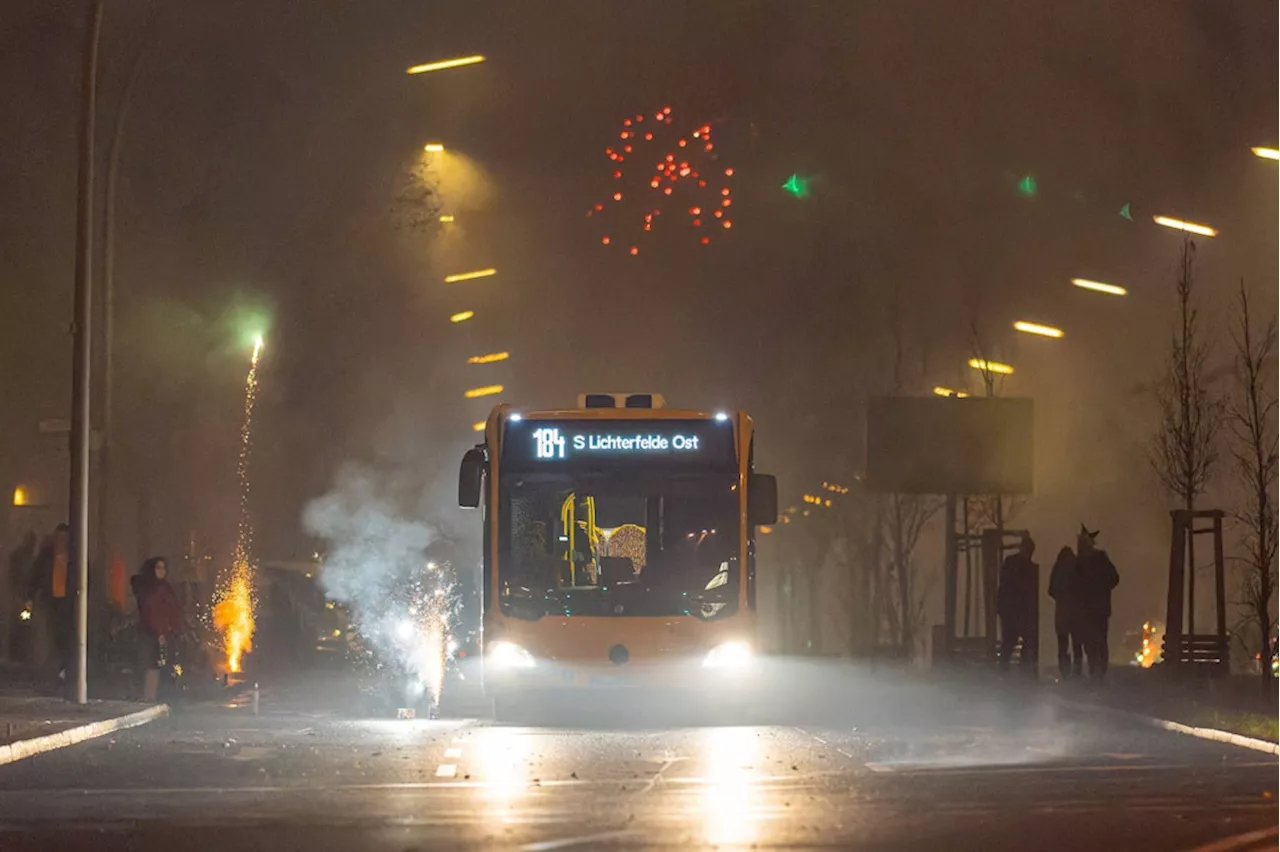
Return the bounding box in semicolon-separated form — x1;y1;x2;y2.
131;557;183;702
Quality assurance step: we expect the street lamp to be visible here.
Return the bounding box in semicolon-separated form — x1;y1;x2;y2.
406;55;486;75
1013;320;1064;339
472;421;486;432
423;143;445;153
1153;215;1218;237
1251;146;1279;161
1071;278;1127;296
968;358;1014;375
450;310;475;323
445;268;497;283
933;387;969;398
464;385;504;399
467;351;510;364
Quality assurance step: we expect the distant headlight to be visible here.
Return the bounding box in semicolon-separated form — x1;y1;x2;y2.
488;641;536;669
702;640;753;672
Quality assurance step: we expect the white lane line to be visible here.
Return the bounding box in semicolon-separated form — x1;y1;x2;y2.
444;747;462;758
1188;824;1279;852
521;830;640;851
864;761;1262;776
435;764;457;778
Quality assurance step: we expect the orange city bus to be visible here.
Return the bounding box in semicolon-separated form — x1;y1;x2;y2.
457;393;777;718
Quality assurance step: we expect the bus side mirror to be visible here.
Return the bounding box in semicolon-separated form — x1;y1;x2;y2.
748;473;778;526
458;448;485;509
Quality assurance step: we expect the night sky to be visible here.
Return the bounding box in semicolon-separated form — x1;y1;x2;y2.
2;1;1276;629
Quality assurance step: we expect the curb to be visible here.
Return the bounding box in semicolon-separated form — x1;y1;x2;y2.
1051;695;1279;756
0;704;170;767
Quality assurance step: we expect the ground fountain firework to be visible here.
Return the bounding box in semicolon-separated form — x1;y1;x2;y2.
213;336;263;673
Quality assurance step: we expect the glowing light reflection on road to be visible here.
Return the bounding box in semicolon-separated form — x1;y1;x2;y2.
481;728;530;823
701;726;760;846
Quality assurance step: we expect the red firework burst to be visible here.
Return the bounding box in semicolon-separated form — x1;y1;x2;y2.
587;106;734;254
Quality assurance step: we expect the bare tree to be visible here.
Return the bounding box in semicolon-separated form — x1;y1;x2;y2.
875;294;943;653
1226;282;1277;689
1150;237;1224;634
886;491;941;652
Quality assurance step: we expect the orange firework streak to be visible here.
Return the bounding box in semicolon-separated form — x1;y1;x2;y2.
214;339;263;672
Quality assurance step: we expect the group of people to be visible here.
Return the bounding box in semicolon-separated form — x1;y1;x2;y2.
10;522;185;702
996;525;1120;679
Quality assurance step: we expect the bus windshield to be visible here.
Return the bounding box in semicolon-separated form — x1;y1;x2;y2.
498;473;741;619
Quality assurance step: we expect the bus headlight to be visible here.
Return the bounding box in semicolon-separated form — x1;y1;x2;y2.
702;641;753;672
488;641;536;669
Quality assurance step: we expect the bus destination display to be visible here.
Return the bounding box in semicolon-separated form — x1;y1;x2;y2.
503;419;735;469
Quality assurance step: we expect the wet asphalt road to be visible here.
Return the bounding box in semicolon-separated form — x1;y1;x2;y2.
0;664;1274;851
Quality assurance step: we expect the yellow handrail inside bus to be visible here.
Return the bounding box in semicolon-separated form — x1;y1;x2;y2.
560;492;602;586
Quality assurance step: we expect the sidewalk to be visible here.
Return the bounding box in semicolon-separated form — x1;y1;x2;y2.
0;664;173;765
1048;667;1279;749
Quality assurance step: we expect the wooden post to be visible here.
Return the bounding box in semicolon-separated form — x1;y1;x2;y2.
1165;511;1186;669
1212;511;1226;653
943;494;956;655
981;529;1000;660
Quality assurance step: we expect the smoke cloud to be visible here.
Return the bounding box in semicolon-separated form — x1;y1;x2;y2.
303;464;451;708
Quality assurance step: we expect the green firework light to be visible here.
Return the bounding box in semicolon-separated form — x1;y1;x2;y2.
1017;174;1037;197
782;173;811;198
224;298;274;357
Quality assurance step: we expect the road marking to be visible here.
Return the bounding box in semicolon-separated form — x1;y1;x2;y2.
435;764;457;778
444;747;462;758
633;757;686;794
865;761;1205;775
521;830;640;851
1189;824;1279;852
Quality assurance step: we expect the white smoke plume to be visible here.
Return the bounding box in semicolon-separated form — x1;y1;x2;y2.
303;464;451;707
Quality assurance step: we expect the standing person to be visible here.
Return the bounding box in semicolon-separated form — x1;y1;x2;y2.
131;557;183;702
997;534;1039;676
1047;545;1083;679
1076;526;1119;679
27;524;74;690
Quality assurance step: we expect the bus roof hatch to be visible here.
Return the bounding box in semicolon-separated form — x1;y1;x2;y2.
578;393;666;410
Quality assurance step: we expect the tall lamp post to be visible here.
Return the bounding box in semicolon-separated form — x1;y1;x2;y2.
70;0;104;704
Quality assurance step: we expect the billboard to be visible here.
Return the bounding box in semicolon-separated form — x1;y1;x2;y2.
865;396;1033;495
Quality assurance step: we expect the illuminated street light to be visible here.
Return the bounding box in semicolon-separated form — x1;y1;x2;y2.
13;485;29;506
464;384;503;399
467;351;510;364
449;310;475;323
406;55;486;75
968;358;1014;375
1153;215;1218;237
423;143;445;153
472;421;486;432
1251;146;1279;161
1013;320;1064;339
1071;278;1127;296
438;214;455;223
444;268;497;283
933;386;969;399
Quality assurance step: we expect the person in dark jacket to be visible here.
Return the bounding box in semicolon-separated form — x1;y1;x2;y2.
27;523;74;687
1075;526;1119;678
1047;545;1083;679
132;557;183;702
997;534;1039;675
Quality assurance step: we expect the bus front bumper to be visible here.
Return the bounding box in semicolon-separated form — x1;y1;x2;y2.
484;656;760;697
